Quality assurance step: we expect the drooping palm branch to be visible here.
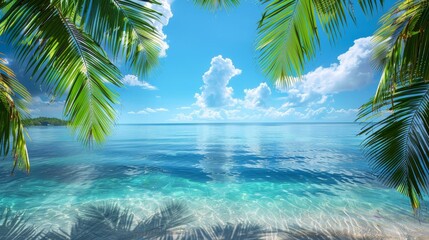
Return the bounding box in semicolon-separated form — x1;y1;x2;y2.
372;0;429;106
358;80;429;211
62;0;163;76
0;0;162;146
0;0;164;169
0;55;30;173
193;0;240;9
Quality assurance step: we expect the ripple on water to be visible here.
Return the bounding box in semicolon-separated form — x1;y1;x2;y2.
1;124;428;238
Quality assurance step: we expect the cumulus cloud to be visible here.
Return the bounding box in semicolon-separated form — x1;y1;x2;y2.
194;55;241;108
174;42;370;122
122;75;157;90
243;82;271;109
303;37;374;94
277;37;375;106
145;0;173;57
128;107;168;114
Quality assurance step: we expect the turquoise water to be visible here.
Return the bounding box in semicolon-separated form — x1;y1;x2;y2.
1;123;428;238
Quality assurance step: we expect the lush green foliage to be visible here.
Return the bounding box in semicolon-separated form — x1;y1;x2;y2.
359;0;429;211
359;80;429;211
0;55;30;173
23;117;68;126
0;0;163;170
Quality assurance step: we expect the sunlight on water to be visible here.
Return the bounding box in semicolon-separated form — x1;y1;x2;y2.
1;123;428;238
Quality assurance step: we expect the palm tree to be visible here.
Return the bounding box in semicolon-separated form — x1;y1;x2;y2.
0;0;163;172
193;0;429;211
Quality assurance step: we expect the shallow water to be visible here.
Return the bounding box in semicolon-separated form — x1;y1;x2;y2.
1;123;428;238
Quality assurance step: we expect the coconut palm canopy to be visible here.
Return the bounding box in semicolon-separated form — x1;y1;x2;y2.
1;0;428;212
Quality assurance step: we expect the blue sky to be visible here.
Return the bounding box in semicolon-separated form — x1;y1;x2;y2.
2;1;392;123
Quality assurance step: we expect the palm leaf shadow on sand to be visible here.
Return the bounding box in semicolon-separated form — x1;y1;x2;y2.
42;201;269;240
1;202;394;240
0;208;42;240
43;201;194;240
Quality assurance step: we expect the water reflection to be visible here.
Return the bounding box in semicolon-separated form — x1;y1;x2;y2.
195;125;238;182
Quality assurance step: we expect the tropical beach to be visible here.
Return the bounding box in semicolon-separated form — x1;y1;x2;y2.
1;0;429;239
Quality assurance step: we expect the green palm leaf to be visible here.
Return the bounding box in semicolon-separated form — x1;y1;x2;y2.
358;80;429;211
0;55;30;173
193;0;240;9
1;0;122;145
372;0;429;106
358;0;384;14
257;0;355;86
62;0;163;75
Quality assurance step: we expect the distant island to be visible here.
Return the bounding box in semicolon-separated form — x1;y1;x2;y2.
23;117;68;126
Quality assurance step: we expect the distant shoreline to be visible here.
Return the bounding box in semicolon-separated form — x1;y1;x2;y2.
23;117;68;126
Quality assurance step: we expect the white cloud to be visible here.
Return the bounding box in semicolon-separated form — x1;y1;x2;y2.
122;75;157;90
194;55;241;108
145;0;173;57
243;82;271;109
128;107;168;115
146;107;168;113
317;95;328;104
128;110;147;115
177;106;191;110
174;42;370;122
303;37;374;94
29;96;64;118
277;37;375;106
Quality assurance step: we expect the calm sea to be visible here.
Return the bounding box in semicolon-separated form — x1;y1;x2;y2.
0;123;428;238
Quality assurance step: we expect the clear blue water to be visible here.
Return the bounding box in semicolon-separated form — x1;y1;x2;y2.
1;123;428;238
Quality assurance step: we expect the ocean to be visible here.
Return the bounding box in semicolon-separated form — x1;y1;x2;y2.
1;123;428;238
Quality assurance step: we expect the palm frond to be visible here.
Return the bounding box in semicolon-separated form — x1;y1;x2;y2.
372;0;429;106
257;0;318;86
0;0;122;145
193;0;240;10
358;0;384;14
358;80;429;211
62;0;163;75
257;0;354;87
0;208;43;239
314;0;354;38
0;55;30;173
